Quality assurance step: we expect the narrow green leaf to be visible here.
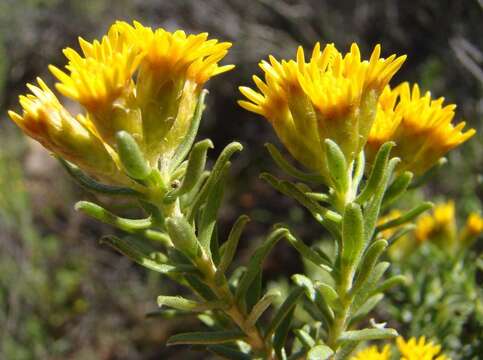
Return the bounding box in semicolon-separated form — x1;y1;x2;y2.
207;345;251;360
349;293;384;326
351;150;365;194
116;131;152;180
364;157;400;241
294;329;316;349
157;295;223;312
58;157;139;196
273;307;295;359
351;240;388;295
334;342;358;360
385;225;415;246
338;328;398;342
352;262;390;311
315;282;339;309
246;289;281;327
188;142;242;221
265;286;304;339
235;228;288;304
217;215;250;278
164;139;213;202
376;202;433;233
184;274;218;301
292;274;316;301
307;345;333;360
180;171;209;210
245;271;263;311
356;141;395;204
167;330;246;346
408;157;447;189
285;233;332;272
169;89;207;171
382;171;413;208
371;275;406;295
100;235;193;274
325;139;349;192
198;164;229;255
166;216;200;260
75;201;152;232
265;143;325;183
341;202;365;276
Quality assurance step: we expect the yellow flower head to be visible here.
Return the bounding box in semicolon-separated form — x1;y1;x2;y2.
7;78;127;184
397;336;450;360
460;212;483;248
351;345;391;360
415;201;456;248
367;83;476;175
239;43;406;179
9;21;234;183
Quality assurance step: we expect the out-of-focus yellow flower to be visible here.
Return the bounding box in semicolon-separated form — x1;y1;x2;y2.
350;345;391;360
239;43;406;180
460;212;483;248
7;78;128;185
397;336;450;360
415;201;456;249
9;21;234;184
367;83;475;175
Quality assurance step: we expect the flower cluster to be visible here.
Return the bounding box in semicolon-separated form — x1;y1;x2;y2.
240;45;474;180
351;337;450;360
9;21;233;184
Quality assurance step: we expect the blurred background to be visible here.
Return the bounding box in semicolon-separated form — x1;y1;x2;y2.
0;0;481;359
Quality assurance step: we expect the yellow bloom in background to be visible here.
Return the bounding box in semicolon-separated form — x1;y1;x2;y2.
397;336;450;360
8;20;234;184
367;82;475;175
239;42;406;180
460;212;483;248
415;201;456;249
7;78;128;185
351;344;391;360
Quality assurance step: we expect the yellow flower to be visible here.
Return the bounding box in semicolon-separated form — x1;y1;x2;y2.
460;212;483;248
415;201;456;249
367;83;475;175
9;21;234;184
7;78;128;185
109;21;234;165
351;345;391;360
397;336;450;360
239;43;406;180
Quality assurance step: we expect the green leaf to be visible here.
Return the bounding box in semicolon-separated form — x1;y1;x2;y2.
325;139;349;192
352;262;390;311
376;202;433;234
273;307;295;359
207;345;251;360
363;157;400;241
100;235;193;274
334;343;358;360
58;157;139;196
164;139;213;202
265;286;304;339
157;295;224;312
349;293;384;326
169;89;208;171
341;202;365;277
167;330;246;346
235;228;288;305
408;157;447;189
188;142;243;221
261;173;341;225
116;131;152;180
285;232;333;273
166;216;200;260
351;150;365;194
338;328;398;342
307;345;334;360
184;274;218;301
246;289;281;327
315;282;339;309
292;274;316;301
371;275;406;295
265;143;325;183
382;171;413;208
351;240;388;295
356;141;395;204
294;329;316;349
217;215;250;279
75;201;152;232
198;163;229;255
